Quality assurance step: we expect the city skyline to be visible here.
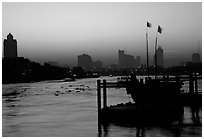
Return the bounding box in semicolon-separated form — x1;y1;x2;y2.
2;32;201;68
2;2;202;67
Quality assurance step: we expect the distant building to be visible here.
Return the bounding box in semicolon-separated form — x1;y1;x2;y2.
46;61;60;67
118;50;125;68
192;53;200;63
93;60;103;69
186;61;192;66
118;50;137;68
78;54;93;70
179;61;185;66
154;46;164;67
3;33;18;58
109;63;118;70
72;67;85;78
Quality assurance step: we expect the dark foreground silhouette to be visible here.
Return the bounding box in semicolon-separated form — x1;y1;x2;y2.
97;75;201;137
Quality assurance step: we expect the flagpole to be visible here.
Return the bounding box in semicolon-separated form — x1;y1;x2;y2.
146;27;150;78
154;32;158;80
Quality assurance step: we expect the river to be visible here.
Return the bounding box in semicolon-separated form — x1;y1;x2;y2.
2;76;202;137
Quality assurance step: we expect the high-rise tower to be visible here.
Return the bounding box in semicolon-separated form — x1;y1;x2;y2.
154;46;163;67
3;33;18;58
192;53;200;63
118;50;125;68
78;54;93;70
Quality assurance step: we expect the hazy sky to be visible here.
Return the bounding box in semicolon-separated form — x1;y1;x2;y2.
2;2;202;67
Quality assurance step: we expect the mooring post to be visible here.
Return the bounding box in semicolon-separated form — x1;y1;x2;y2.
176;76;180;84
167;76;169;83
126;76;129;82
97;80;101;123
140;79;143;84
103;79;107;108
194;73;198;95
163;76;166;83
189;74;194;95
176;76;180;92
145;77;148;84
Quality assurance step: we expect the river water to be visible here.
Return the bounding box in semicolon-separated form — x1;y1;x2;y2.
2;76;202;137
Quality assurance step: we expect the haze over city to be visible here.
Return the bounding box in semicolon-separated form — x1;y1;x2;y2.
2;2;203;137
2;2;202;67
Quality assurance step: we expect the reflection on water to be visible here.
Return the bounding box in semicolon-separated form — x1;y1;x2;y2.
2;76;202;137
98;107;202;137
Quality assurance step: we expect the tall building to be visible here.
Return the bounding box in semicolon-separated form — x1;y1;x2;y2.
154;46;164;67
78;54;93;70
3;33;18;58
192;53;200;63
118;50;137;68
118;50;125;68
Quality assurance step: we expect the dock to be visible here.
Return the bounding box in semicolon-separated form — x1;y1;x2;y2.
96;74;202;125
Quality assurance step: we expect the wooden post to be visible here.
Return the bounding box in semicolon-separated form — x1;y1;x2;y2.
194;73;198;95
97;80;101;123
140;79;143;84
103;79;107;108
167;76;169;83
176;76;180;92
176;76;180;84
163;76;166;83
189;74;194;95
125;77;128;82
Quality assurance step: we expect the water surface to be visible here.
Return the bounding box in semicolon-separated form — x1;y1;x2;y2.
2;76;202;137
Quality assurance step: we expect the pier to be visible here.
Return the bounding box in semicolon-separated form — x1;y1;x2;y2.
97;74;202;126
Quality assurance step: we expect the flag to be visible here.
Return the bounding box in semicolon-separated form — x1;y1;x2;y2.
147;22;152;28
158;25;162;34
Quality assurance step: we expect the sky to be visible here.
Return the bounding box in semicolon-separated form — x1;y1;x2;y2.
2;2;202;67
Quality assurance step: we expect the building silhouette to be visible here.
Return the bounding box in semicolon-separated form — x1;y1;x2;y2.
118;50;140;69
154;46;164;67
3;33;18;58
118;50;124;68
192;53;200;63
78;54;93;70
109;63;118;70
46;61;60;67
93;60;103;69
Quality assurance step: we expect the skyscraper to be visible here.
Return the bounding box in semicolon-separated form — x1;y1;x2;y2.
78;54;93;70
192;53;200;63
3;33;18;58
154;46;164;67
118;50;137;68
118;50;125;68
